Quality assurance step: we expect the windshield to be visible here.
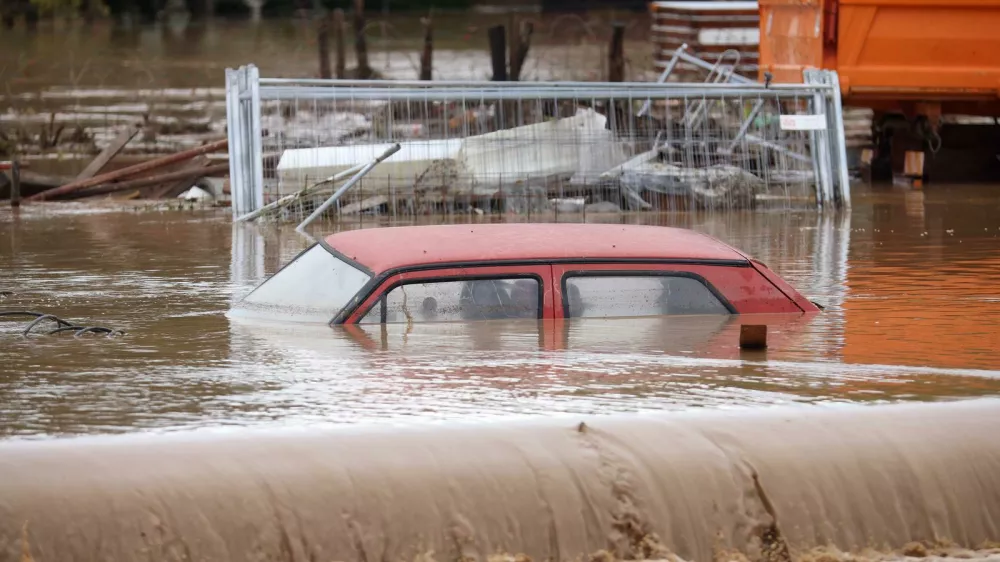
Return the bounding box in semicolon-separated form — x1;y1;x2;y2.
229;244;372;323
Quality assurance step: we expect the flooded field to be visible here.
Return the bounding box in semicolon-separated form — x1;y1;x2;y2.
1;183;999;438
4;14;1000;562
0;16;657;174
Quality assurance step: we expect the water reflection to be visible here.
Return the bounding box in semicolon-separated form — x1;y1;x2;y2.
1;186;999;437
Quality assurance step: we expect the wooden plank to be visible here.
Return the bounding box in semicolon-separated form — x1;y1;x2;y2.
68;162;229;200
27;138;228;202
10;161;20;208
74;123;142;181
608;23;626;82
488;25;507;82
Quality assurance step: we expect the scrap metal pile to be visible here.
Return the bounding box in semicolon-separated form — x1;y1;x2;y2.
267;98;814;219
254;48;821;221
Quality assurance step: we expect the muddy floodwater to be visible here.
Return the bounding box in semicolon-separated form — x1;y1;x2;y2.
1;184;999;438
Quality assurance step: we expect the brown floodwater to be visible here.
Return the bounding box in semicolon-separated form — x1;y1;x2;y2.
0;16;656;173
1;183;999;438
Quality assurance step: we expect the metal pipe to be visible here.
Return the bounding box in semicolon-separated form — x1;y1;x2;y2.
236;160;367;223
247;65;265;216
256;81;822;94
727;99;765;152
660;49;756;84
826;71;852;209
225;68;245;217
295;143;401;233
638;43;688;117
253;86;831;103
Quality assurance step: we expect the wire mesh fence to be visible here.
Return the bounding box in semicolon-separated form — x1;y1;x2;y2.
227;67;850;224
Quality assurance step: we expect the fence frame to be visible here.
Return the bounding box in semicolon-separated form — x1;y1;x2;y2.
224;65;851;219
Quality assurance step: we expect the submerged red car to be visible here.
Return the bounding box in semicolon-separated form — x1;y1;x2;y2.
229;223;820;325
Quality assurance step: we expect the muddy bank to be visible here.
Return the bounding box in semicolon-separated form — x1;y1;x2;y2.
1;399;998;561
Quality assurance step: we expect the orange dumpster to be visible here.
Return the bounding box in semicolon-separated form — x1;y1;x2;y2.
758;0;1000;120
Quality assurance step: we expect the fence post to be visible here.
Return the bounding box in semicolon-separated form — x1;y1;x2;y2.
10;160;20;208
318;12;331;79
608;23;625;82
825;70;852;209
225;68;244;218
508;19;533;82
815;91;834;207
353;0;372;79
419;15;433;81
488;25;507;82
334;9;347;79
247;64;265;214
804;69;835;208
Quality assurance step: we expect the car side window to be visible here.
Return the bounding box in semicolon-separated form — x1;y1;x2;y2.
359;278;540;324
564;275;730;318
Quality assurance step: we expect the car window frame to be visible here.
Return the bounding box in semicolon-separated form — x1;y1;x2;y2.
558;269;737;319
343;266;551;324
235;241;375;323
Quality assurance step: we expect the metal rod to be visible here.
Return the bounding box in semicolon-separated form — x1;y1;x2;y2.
258;73;772;88
662;49;756;84
236;160;367;223
253;86;830;103
247;65;265;215
728;99;766;152
295;143;400;233
638;43;688;117
744;134;812;164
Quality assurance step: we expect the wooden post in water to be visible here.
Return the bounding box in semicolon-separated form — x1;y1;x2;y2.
352;0;372;79
333;9;346;79
739;325;767;350
488;25;507;82
25;4;38;31
318;12;332;79
419;14;433;81
508;19;534;82
608;23;626;82
10;161;21;208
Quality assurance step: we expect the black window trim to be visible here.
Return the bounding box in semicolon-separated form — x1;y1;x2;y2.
353;272;547;325
329;257;750;325
559;269;738;318
318;239;375;276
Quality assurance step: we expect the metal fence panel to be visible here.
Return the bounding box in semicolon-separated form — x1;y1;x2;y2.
225;64;849;223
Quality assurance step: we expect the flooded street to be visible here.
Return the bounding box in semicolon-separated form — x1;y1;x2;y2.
5;11;1000;562
2;184;999;438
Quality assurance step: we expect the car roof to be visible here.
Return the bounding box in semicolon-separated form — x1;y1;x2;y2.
324;224;748;273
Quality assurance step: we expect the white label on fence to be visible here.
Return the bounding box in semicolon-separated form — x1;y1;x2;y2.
698;28;760;46
780;114;827;131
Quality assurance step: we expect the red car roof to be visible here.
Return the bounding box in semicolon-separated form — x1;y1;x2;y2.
324;224;747;273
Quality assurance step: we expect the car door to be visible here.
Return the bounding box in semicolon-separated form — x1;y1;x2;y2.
342;264;555;324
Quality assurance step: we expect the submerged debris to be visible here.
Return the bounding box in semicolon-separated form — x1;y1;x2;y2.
0;311;125;338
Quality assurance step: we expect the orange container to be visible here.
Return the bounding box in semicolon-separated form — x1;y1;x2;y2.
758;0;1000;117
